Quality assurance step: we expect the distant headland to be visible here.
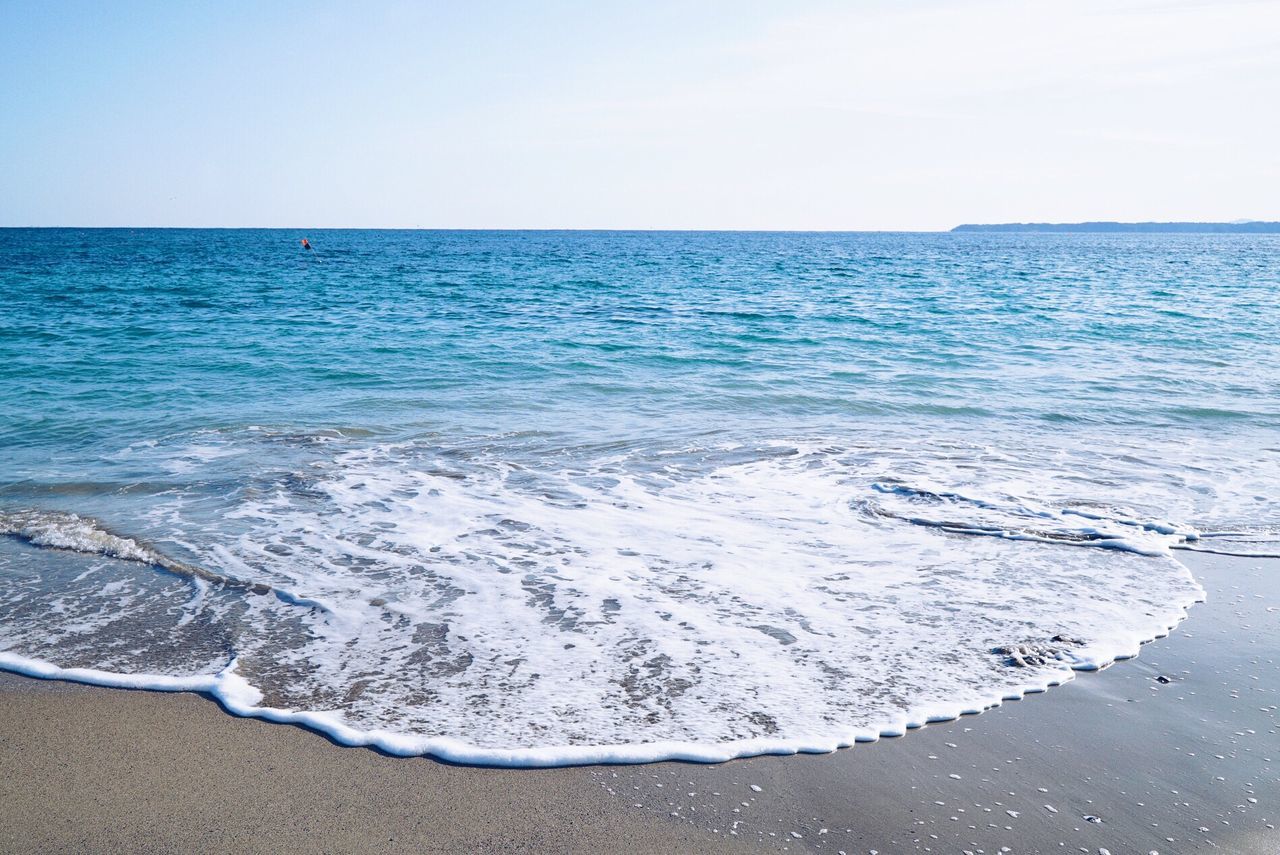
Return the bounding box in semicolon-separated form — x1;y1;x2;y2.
951;221;1280;233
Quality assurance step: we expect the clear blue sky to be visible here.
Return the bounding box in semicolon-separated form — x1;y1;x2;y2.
2;0;1278;229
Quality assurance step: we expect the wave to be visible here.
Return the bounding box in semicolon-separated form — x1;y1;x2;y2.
863;485;1280;559
0;510;415;617
0;509;273;592
2;509;188;570
0;436;1257;766
862;482;1198;556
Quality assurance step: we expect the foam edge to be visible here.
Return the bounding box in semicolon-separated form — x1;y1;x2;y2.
0;587;1203;768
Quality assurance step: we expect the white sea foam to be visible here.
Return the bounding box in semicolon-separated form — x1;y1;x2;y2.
0;510;162;566
0;435;1267;766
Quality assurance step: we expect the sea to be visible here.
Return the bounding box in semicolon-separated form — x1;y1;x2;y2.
1;229;1277;765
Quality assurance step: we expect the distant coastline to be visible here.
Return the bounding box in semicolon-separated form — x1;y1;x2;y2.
952;221;1280;233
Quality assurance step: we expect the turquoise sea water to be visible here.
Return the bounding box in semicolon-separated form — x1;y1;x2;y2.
1;229;1277;764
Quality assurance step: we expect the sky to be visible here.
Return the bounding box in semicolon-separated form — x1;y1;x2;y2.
2;0;1278;230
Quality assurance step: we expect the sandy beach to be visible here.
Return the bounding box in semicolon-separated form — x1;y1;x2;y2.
1;550;1274;853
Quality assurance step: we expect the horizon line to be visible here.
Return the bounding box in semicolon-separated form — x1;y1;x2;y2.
0;225;947;233
3;221;1276;233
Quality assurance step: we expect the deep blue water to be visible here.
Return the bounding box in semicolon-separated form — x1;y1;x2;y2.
0;229;1276;763
4;229;1278;456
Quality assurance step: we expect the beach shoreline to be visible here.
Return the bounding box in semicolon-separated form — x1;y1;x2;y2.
1;550;1275;853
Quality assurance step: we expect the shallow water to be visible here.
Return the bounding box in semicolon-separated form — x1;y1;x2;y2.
1;229;1277;764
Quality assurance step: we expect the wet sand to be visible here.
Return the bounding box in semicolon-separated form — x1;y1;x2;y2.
1;551;1276;853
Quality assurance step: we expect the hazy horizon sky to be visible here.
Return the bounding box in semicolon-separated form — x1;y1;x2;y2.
3;0;1278;230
